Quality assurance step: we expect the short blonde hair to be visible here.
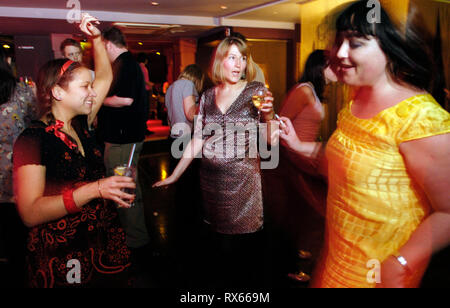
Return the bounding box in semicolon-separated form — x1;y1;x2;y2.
211;37;256;85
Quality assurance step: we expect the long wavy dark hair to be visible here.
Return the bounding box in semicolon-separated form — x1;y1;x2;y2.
0;48;16;105
334;0;433;91
298;49;329;101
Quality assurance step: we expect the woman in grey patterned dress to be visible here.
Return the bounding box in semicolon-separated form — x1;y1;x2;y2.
154;36;278;287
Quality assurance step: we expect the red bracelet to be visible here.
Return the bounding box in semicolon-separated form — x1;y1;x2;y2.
63;189;80;214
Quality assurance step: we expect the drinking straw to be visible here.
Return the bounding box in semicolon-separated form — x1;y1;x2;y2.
127;144;136;168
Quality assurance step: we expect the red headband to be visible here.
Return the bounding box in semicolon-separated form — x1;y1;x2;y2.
59;60;75;77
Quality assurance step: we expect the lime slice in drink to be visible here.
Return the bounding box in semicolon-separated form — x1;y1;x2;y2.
114;166;127;176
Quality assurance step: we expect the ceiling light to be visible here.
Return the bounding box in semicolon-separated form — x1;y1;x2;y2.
138;42;143;45
150;2;160;6
220;5;228;10
2;44;11;49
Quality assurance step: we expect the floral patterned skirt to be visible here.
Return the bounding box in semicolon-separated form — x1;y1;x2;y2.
26;200;131;288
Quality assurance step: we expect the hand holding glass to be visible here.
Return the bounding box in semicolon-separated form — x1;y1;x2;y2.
252;89;266;110
113;165;136;207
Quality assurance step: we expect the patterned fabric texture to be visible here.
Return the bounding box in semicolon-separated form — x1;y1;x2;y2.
13;117;131;288
0;83;37;203
195;81;265;234
319;94;450;288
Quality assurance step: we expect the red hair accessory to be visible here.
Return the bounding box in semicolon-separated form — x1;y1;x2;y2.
60;60;75;77
63;188;80;214
45;120;77;150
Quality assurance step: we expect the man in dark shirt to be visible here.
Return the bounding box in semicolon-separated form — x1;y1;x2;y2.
99;27;150;254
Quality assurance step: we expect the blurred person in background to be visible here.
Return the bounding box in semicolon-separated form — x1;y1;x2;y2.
99;26;151;270
0;46;38;287
278;49;337;283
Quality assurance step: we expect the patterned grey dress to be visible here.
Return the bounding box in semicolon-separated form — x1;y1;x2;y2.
194;81;265;234
0;83;37;203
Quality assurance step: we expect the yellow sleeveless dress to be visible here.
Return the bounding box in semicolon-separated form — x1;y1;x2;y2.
318;94;450;288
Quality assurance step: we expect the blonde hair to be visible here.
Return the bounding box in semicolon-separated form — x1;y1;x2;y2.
178;64;205;93
211;37;256;85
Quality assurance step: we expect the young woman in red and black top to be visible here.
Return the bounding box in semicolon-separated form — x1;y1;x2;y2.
13;13;135;288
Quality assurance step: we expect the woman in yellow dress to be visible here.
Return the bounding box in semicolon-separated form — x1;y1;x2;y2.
279;1;449;288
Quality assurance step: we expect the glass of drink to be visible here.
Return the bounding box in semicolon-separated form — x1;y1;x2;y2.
251;88;266;120
113;164;136;207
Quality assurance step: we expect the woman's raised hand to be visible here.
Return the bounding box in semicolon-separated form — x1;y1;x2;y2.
79;13;101;38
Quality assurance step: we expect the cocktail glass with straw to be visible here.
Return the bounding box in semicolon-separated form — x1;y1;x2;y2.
113;144;137;207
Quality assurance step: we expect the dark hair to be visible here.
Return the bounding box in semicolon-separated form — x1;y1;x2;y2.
59;38;81;54
230;32;247;42
298;49;329;101
334;0;432;90
0;48;16;105
102;27;127;48
36;58;82;116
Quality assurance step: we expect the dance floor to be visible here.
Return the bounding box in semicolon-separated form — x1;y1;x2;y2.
135;122;325;288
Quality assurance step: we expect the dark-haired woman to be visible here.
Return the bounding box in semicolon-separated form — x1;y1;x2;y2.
279;1;449;288
13;13;135;288
281;49;336;177
0;47;38;287
277;49;336;282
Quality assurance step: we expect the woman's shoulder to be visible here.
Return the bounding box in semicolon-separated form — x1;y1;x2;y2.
202;85;216;97
246;81;264;90
14;121;46;156
2;83;35;108
393;94;449;126
172;78;191;88
176;78;194;85
176;79;197;93
394;93;445;116
394;93;450;143
13;121;47;169
11;82;31;99
289;82;318;103
17;120;46;138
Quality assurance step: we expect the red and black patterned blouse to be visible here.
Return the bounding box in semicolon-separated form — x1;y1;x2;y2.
13;115;131;288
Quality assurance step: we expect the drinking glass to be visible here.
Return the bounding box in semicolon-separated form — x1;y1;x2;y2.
251;88;266;120
113;164;136;207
